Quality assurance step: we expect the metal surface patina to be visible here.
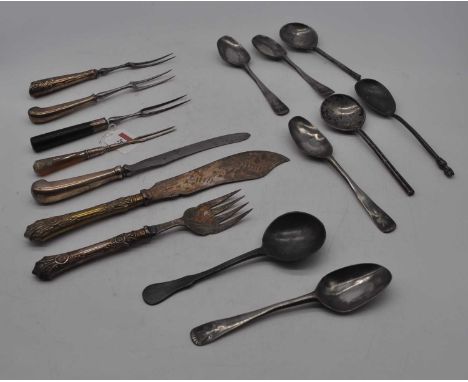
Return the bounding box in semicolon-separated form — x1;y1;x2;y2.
30;133;251;203
190;263;392;346
29;53;175;97
32;190;251;281
24;150;289;242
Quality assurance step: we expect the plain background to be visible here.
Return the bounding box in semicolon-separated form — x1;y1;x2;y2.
0;1;467;379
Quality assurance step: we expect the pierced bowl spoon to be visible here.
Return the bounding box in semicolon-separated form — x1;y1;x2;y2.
289;116;396;233
191;263;392;345
252;35;334;98
142;211;326;305
217;35;289;115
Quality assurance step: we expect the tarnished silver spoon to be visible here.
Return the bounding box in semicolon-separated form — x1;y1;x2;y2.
191;263;391;346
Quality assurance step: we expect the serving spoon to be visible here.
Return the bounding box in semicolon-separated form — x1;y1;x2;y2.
289;116;396;233
217;35;289;115
190;263;392;345
355;79;454;177
142;211;326;305
252;35;334;98
321;94;414;196
279;22;361;81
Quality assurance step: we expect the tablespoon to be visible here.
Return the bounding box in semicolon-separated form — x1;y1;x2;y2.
279;22;361;81
252;35;334;98
321;94;414;196
217;35;289;115
355;79;454;177
142;211;326;305
289;116;396;233
190;263;392;345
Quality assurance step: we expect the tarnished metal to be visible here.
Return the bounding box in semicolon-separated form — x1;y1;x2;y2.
29;96;189;152
24;151;289;242
190;263;392;346
32;190;251;281
217;36;289;116
28;70;175;124
29;53;174;97
33;127;176;176
30;133;251;204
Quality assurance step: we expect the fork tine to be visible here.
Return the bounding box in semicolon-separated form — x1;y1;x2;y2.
200;190;241;209
141;99;190;116
132;69;172;85
211;196;245;215
217;208;253;232
129;53;175;68
139;95;187;114
135;75;175;91
216;202;249;224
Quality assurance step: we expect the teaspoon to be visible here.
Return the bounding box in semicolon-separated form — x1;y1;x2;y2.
289;116;396;233
142;211;326;305
355;79;454;177
191;263;392;345
252;35;334;98
279;22;361;81
217;35;289;115
321;94;414;196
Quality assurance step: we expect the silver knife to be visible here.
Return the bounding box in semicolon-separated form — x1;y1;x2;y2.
31;132;250;204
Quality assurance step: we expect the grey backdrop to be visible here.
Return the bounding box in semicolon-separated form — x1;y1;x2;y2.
0;2;467;379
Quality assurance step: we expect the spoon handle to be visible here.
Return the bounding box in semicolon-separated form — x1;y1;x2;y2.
327;156;396;233
243;65;289;115
393;114;454;177
314;47;362;81
190;292;316;346
357;129;415;196
283;56;334;98
142;249;263;305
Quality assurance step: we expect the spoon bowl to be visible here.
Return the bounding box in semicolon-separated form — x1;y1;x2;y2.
280;22;318;51
217;35;251;67
289;116;333;158
252;35;286;59
355;78;396;117
316;263;392;313
320;93;365;133
262;211;326;262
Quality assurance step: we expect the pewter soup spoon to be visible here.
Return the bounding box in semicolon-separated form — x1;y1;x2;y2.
217;35;289;116
289;116;396;233
142;211;326;305
355;79;454;177
252;35;334;98
320;94;415;196
279;22;361;81
190;263;392;346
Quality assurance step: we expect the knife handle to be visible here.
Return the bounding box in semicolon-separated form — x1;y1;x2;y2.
33;226;152;280
24;193;146;242
30;118;109;152
28;94;98;124
31;166;125;204
29;69;99;98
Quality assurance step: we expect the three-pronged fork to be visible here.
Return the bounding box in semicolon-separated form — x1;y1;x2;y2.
32;190;252;281
29;95;189;152
28;70;175;124
29;53;175;97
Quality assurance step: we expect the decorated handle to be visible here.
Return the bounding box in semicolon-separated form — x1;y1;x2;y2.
31;166;125;204
28;94;98;124
30;118;109;152
29;69;99;98
24;193;146;242
32;226;153;280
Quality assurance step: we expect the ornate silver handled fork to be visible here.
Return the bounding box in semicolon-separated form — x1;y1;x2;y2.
29;53;175;97
28;70;175;124
32;190;252;281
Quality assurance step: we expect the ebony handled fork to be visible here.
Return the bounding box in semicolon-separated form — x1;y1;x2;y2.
32;190;251;281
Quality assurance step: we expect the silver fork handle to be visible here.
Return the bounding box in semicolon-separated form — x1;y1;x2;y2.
327;156;396;233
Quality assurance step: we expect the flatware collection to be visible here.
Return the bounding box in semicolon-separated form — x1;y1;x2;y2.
22;21;453;346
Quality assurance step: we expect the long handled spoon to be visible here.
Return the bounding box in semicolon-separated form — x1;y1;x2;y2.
355;79;454;177
217;35;289;115
190;263;392;345
289;116;396;233
142;212;326;305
